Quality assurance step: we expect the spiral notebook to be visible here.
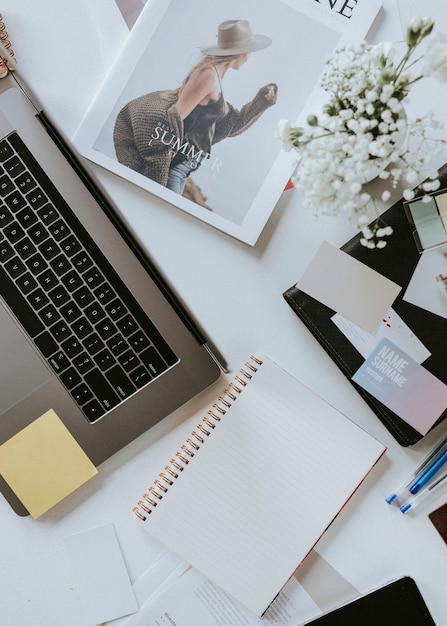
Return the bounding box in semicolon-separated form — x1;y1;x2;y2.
132;355;386;616
0;14;15;76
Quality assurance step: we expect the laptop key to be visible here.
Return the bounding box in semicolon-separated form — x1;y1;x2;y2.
15;237;37;260
38;303;61;326
59;367;82;390
39;238;60;261
27;287;49;311
16;206;38;229
5;190;26;213
83;399;106;421
61;336;83;359
140;346;168;377
0;138;14;161
4;155;25;178
59;301;82;323
4;256;26;279
34;331;58;358
128;330;150;353
118;350;139;372
106;364;136;399
105;298;126;321
0;266;45;336
107;333;128;356
48;350;70;374
0;204;13;227
50;319;71;342
71;250;93;273
50;253;71;277
48;284;70;307
72;352;95;376
27;223;49;245
83;332;104;356
130;365;152;388
0;173;15;196
37;268;59;290
116;314;138;337
4;221;25;244
15;171;36;194
71;316;93;340
0;239;14;262
36;203;59;225
16;271;38;295
94;348;114;371
71;383;93;406
84;369;120;413
26;187;48;210
26;252;47;275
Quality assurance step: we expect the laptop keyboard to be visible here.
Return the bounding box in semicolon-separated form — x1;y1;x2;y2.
0;131;178;422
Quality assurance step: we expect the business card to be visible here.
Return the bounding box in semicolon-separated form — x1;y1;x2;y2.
352;339;447;434
64;524;138;625
297;241;401;333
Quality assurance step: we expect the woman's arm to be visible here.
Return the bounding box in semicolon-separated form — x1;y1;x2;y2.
213;83;278;143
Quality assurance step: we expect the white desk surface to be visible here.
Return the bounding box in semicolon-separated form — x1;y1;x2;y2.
1;1;447;624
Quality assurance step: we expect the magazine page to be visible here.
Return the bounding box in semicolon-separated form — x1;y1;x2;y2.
73;0;382;245
281;0;383;35
110;566;322;626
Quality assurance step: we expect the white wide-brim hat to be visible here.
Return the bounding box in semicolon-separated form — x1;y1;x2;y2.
201;19;272;56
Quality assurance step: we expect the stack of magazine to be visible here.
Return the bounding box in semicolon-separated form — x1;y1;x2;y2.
74;0;383;245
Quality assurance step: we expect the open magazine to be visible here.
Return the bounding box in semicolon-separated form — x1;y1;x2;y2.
74;0;382;245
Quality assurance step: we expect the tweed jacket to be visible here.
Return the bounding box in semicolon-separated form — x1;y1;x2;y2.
113;84;277;187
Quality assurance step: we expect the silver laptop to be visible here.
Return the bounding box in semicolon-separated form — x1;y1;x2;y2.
0;67;223;516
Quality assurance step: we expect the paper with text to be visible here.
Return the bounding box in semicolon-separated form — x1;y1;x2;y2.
118;566;320;626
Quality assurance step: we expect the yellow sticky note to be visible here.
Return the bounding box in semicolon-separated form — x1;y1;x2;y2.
0;409;98;518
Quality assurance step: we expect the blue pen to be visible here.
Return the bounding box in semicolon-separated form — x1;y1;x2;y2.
386;435;447;505
409;449;447;494
400;469;447;514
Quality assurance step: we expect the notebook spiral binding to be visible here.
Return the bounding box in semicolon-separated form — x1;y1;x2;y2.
133;355;263;521
0;14;15;77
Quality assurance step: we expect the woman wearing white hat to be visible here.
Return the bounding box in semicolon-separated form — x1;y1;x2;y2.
114;19;277;197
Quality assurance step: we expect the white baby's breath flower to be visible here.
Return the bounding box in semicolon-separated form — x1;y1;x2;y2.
403;189;415;200
357;215;369;226
405;171;418;184
275;119;293;151
409;16;423;32
278;22;447;247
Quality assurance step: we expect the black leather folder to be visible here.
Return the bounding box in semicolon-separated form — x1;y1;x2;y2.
283;163;447;446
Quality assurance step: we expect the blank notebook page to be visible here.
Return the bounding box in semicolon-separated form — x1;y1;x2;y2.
134;356;385;616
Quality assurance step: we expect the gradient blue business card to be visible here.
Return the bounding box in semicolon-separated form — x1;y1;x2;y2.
352;339;447;434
